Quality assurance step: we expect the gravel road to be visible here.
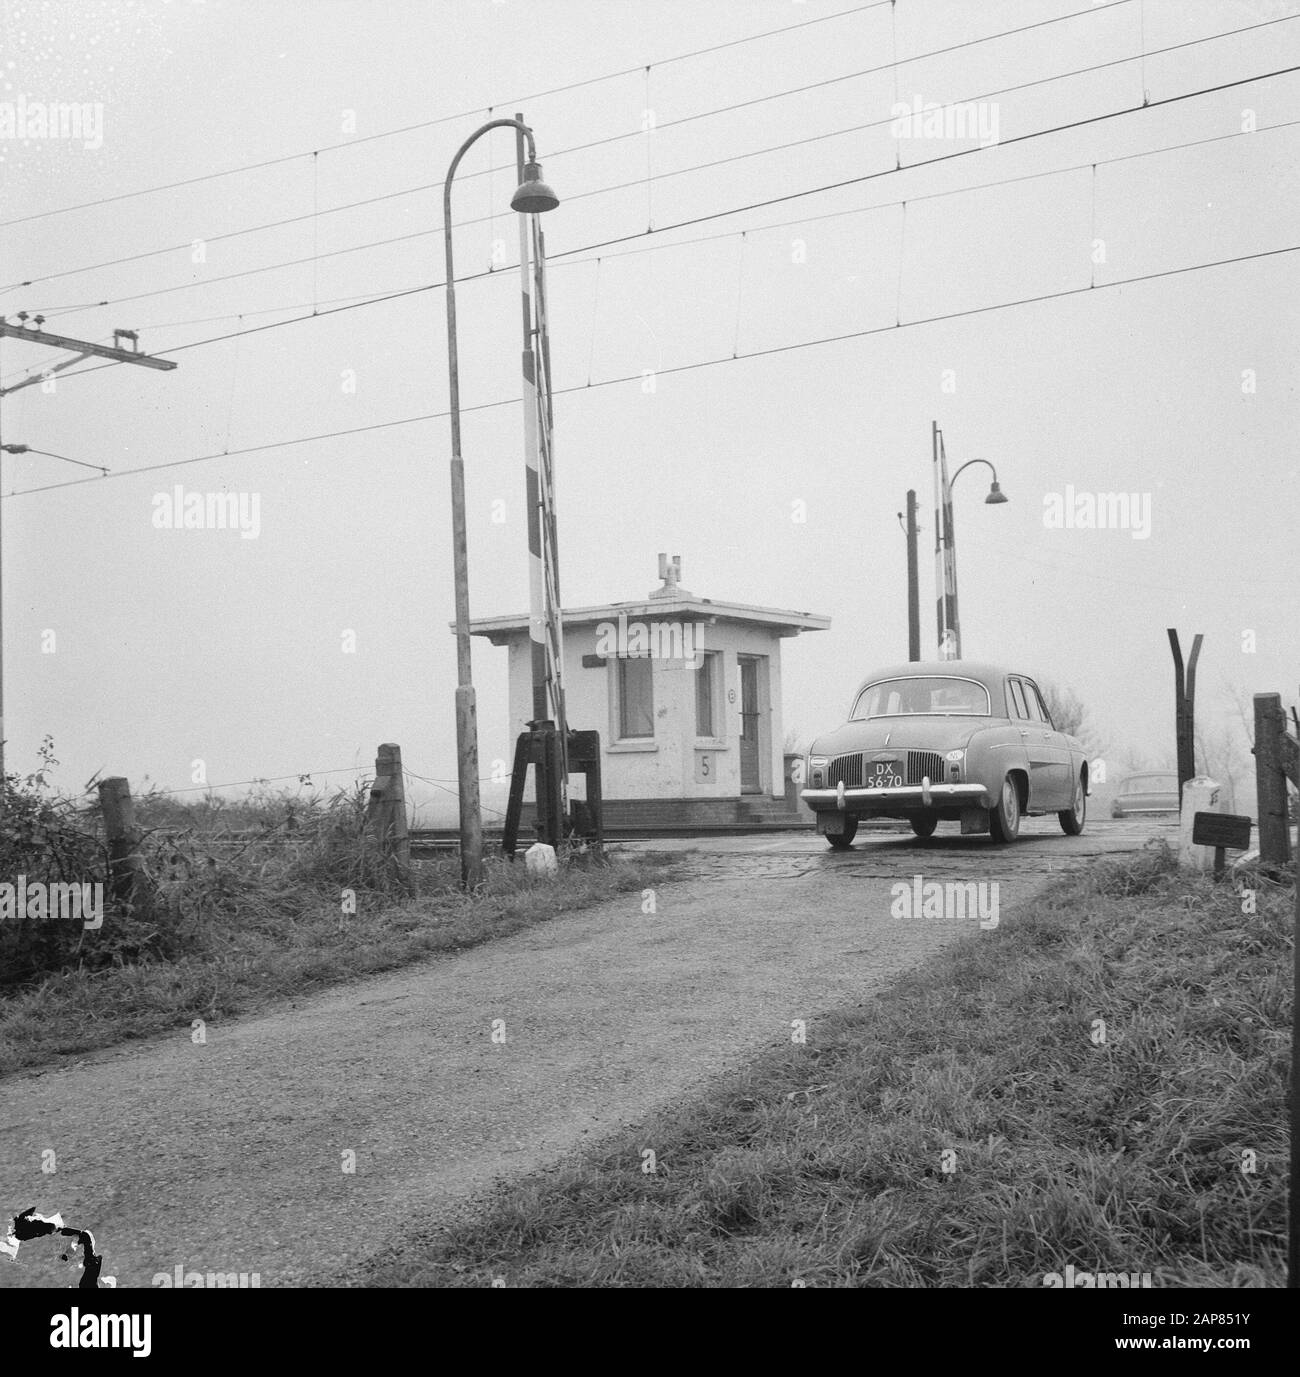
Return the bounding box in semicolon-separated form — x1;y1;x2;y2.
0;817;1172;1288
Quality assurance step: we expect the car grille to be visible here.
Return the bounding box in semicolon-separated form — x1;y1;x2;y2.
906;751;945;785
826;751;947;788
827;753;863;788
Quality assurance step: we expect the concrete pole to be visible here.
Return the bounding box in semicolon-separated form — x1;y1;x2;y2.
905;488;920;661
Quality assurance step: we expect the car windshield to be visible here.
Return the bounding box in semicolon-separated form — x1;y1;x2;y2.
851;676;991;719
1121;774;1178;793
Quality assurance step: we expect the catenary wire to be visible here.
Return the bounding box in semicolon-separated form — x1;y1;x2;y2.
4;241;1294;501
5;60;1295;394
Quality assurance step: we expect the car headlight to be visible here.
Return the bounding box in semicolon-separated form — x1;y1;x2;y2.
944;750;965;762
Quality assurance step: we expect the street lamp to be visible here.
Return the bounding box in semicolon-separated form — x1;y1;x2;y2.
950;458;1008;505
443;118;559;889
932;420;1008;660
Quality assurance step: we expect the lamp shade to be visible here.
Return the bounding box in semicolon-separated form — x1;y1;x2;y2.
511;160;559;214
984;480;1008;504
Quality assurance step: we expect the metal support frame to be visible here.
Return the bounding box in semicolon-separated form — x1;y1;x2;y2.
0;320;176;397
502;725;603;857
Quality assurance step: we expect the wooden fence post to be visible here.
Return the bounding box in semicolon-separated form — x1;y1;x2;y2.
365;743;411;870
98;776;149;914
1252;694;1292;869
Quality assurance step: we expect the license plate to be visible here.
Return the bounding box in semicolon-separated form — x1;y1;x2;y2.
866;763;902;789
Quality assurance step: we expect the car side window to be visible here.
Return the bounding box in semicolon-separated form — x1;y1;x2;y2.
1007;678;1030;719
1020;680;1045;722
1028;682;1054;728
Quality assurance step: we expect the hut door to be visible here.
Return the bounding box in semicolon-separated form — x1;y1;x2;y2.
738;656;761;794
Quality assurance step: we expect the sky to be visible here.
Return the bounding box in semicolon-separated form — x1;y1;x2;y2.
0;0;1296;824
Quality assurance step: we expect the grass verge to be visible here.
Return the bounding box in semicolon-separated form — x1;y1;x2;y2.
1;844;674;1079
351;841;1291;1287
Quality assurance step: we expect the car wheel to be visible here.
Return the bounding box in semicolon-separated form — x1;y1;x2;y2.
910;813;938;839
1059;773;1087;835
989;775;1021;843
826;816;858;850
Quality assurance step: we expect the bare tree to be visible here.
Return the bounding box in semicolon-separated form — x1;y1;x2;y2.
1195;720;1246;811
1039;681;1106;758
1115;742;1175;774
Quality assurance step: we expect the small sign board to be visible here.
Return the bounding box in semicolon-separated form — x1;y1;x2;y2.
1192;812;1252;851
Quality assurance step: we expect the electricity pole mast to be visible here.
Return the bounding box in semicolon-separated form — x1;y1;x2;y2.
0;315;176;796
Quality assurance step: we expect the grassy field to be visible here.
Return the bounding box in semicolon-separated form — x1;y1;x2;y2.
0;778;673;1078
352;841;1291;1288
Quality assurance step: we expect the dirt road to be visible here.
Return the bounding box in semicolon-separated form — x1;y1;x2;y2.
0;817;1172;1288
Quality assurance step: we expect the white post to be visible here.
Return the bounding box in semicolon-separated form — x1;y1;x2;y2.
1178;775;1222;870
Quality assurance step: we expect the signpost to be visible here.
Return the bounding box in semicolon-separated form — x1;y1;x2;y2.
1190;811;1252;878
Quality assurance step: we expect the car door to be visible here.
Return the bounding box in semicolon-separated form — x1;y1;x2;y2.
1008;677;1065;809
1023;678;1074;807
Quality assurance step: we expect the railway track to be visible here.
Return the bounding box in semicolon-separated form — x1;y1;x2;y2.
407;822;820;852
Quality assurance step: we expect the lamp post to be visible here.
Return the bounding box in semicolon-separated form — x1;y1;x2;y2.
931;421;1007;661
443;118;558;888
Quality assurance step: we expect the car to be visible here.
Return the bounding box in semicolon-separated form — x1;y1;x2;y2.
800;660;1089;848
1110;772;1180;818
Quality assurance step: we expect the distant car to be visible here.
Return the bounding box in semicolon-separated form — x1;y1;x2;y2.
1110;772;1181;818
800;660;1089;848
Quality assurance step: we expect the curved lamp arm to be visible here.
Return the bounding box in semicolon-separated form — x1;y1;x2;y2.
444;118;537;473
949;457;1000;488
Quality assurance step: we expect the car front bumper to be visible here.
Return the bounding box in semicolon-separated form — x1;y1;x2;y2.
801;782;990;810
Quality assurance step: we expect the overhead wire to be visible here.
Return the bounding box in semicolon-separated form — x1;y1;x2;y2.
7;107;1296;392
0;0;896;231
8;8;1291;318
5;61;1297;395
5;240;1294;500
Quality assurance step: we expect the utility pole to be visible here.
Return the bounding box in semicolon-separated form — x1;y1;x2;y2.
904;488;920;661
932;421;959;659
0;316;175;796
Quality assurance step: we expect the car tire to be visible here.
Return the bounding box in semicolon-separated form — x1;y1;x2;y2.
826;816;858;850
989;775;1021;843
910;813;938;839
1059;773;1087;835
